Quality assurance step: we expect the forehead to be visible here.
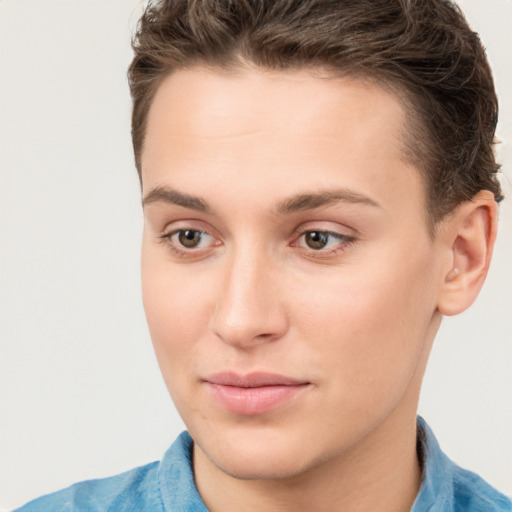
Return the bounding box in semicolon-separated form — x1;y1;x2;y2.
142;66;425;223
144;66;407;162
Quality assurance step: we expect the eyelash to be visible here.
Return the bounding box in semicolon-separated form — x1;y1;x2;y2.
158;228;356;258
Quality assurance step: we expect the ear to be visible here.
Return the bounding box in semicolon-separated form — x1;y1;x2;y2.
436;191;498;316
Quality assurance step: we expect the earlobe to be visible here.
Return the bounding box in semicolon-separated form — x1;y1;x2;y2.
437;191;498;316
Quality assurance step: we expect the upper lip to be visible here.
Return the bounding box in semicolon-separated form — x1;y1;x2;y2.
204;372;309;388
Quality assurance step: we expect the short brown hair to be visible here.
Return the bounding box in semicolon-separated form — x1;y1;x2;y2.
128;0;502;225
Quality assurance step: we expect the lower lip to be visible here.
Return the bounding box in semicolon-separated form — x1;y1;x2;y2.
206;383;310;415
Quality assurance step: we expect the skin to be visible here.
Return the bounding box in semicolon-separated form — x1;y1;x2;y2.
140;66;497;512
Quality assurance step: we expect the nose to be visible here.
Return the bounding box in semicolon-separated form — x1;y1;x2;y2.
210;248;288;349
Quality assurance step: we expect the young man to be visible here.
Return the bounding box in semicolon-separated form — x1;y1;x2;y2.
16;0;511;510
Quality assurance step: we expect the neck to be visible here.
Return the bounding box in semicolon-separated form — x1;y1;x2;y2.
194;407;422;512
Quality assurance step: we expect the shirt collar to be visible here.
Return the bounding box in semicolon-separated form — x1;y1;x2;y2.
158;431;208;511
411;416;455;511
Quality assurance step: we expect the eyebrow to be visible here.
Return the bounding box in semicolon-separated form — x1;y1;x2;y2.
142;185;381;214
275;189;381;213
142;186;211;213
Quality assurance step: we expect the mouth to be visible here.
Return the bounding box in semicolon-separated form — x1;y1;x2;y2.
203;372;312;416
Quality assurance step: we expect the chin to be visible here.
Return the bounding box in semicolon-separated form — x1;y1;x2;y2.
203;445;314;481
192;421;323;481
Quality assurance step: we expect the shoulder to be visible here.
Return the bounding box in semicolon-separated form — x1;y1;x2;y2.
14;431;205;512
451;465;512;512
14;461;163;512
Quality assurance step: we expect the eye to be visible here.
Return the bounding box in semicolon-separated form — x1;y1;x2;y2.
295;230;356;253
159;228;219;254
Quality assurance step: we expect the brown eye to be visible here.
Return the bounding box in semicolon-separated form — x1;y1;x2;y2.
178;229;203;248
160;227;219;256
304;231;329;250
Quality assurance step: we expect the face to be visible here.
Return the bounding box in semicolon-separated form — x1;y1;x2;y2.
141;66;444;480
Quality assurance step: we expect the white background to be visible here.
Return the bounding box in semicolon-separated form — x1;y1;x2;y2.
0;1;510;509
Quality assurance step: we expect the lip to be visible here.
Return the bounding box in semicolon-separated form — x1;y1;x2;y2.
203;372;311;415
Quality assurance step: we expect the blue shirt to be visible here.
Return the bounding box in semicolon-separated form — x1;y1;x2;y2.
16;417;511;511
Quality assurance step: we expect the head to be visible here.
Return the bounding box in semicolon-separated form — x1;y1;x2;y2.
128;0;500;483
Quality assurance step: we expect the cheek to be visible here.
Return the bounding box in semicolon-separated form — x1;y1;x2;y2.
141;247;214;385
293;251;436;404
